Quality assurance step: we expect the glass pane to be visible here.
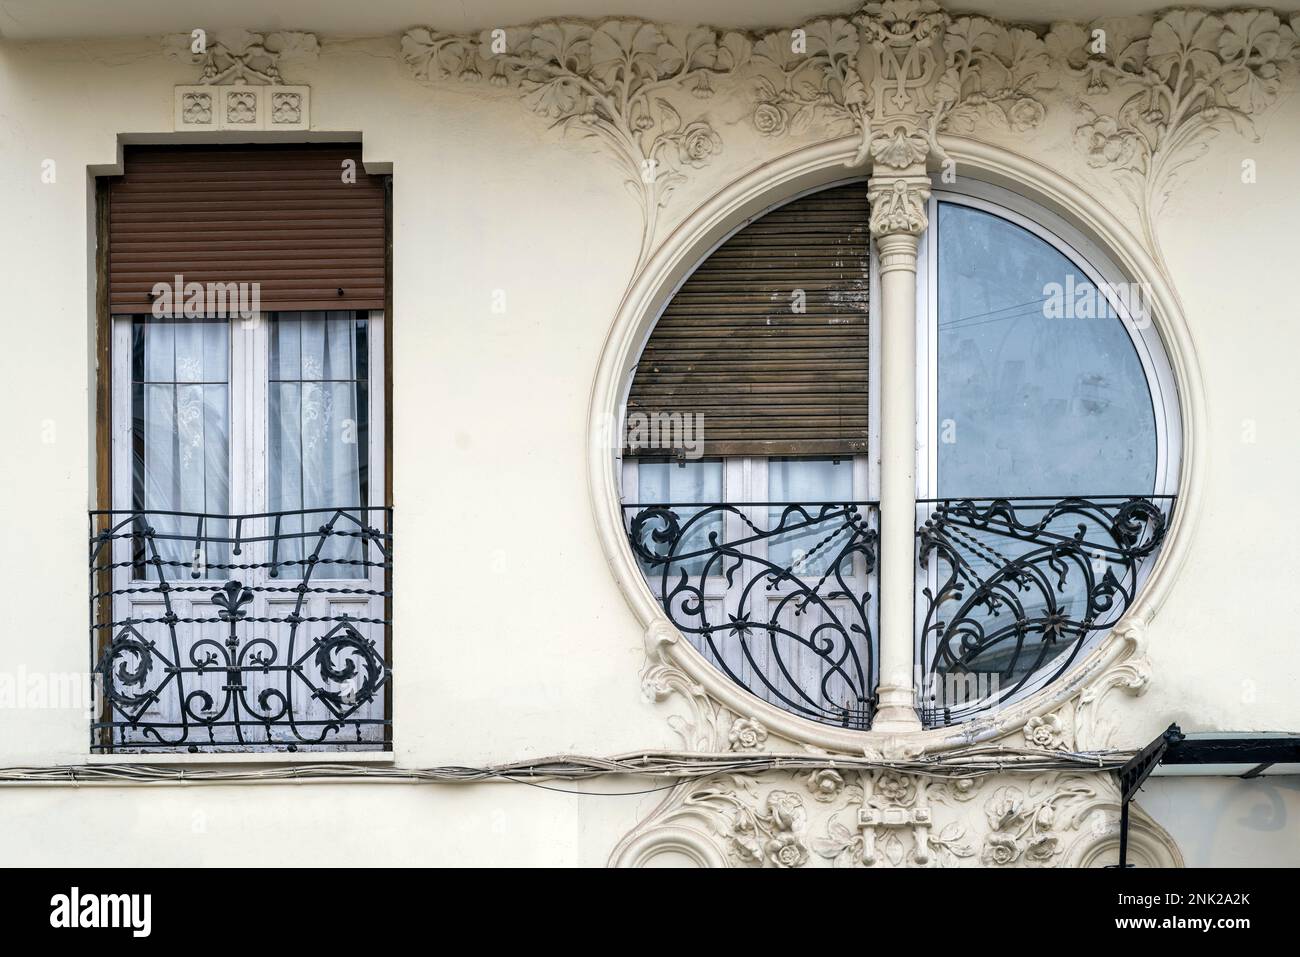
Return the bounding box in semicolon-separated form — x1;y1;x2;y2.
268;312;368;579
936;202;1157;498
633;459;723;579
133;320;231;578
767;457;854;576
928;203;1161;713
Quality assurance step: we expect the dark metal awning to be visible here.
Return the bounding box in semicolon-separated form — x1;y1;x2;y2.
1116;723;1300;866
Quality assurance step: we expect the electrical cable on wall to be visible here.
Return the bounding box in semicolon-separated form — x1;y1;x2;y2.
0;745;1131;792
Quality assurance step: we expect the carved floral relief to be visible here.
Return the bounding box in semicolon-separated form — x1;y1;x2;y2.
401;21;753;273
165;29;316;132
390;3;1293;867
400;5;1299;274
611;763;1180;868
1045;10;1298;259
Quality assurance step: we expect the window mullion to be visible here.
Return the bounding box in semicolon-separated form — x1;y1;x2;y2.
865;171;930;733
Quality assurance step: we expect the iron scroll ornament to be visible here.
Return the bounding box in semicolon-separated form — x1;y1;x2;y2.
90;506;391;751
916;495;1173;727
625;501;879;730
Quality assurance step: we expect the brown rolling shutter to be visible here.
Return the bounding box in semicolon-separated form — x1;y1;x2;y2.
625;182;869;457
108;144;386;313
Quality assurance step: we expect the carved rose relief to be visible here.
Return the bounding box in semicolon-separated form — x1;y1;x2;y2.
1046;10;1298;258
727;717;768;752
976;775;1108;867
806;768;846;802
1023;713;1069;750
401;20;751;274
399;4;1298;285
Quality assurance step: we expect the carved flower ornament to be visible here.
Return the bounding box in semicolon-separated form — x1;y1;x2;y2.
728;716;768;751
806;768;846;802
1023;713;1068;750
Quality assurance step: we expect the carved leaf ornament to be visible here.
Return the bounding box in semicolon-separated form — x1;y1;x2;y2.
401;5;1298;270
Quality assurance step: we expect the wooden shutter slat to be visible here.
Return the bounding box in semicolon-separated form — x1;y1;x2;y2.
108;144;386;313
625;182;869;458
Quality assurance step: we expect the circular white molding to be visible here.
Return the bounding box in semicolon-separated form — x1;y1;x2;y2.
586;135;1205;755
1064;805;1185;868
609;824;729;868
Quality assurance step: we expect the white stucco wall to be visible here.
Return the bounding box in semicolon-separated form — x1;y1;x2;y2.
1;10;1298;866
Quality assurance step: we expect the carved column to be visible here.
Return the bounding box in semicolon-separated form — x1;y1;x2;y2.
868;171;929;731
852;3;947;732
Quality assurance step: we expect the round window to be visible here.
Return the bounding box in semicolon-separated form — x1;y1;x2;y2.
621;179;1178;731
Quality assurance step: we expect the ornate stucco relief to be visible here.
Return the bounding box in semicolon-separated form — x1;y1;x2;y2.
749;3;1056;170
400;5;1299;275
1044;10;1298;268
401;22;752;273
642;613;1152;761
627;588;1174;867
399;4;1062;272
611;763;1183;868
388;5;1293;867
164;30;317;131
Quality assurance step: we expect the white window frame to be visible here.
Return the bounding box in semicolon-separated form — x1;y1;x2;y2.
107;310;387;750
112;311;386;557
913;181;1182;712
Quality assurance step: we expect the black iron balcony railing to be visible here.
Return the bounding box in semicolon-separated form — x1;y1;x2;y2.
623;501;880;730
624;493;1174;734
89;506;392;752
917;494;1174;728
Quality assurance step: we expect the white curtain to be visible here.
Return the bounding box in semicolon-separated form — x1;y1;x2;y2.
136;320;230;578
268;312;366;578
767;457;853;574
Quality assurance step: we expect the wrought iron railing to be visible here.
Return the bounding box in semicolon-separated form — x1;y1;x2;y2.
89;506;392;752
916;495;1173;727
623;501;879;729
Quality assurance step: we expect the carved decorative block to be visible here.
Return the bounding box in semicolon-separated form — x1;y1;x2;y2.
172;84;310;131
269;88;310;130
173;86;217;131
165;30;316;132
222;87;263;126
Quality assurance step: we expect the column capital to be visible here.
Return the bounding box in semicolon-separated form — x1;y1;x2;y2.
867;171;932;239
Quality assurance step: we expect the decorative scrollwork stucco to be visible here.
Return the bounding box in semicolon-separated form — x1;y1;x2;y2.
399;4;1298;286
1046;10;1299;260
401;21;752;274
612;765;1182;868
749;2;1056;170
163;29;319;85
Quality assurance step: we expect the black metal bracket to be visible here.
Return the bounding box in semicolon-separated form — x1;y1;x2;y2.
1114;723;1184;868
1114;723;1300;866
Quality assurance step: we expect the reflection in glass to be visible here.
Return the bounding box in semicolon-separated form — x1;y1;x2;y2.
634;458;723;578
132;319;230;578
936;203;1156;498
269;312;369;579
931;202;1160;705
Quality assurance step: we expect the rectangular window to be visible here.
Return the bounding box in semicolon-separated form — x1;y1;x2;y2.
93;146;391;754
101;311;388;752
